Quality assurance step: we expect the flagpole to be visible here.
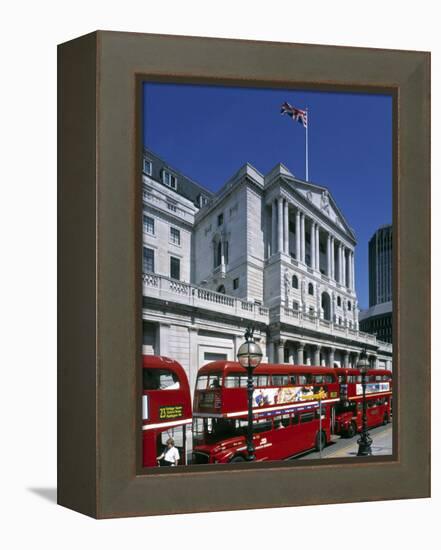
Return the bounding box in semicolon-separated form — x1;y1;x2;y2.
305;107;309;182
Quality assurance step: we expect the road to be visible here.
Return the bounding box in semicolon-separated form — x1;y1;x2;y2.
295;423;393;460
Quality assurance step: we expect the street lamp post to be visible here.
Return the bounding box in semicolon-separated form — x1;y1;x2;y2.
237;327;263;461
357;351;373;456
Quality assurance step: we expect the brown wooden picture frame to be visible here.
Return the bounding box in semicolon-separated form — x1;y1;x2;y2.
58;31;430;518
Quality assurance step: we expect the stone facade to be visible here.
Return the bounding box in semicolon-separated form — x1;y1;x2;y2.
142;148;393;394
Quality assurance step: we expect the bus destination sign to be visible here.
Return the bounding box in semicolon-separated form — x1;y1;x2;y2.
159;405;184;420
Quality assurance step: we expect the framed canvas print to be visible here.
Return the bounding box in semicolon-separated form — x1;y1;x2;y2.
58;31;430;518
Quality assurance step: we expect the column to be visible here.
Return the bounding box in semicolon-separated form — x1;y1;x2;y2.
278;197;284;253
314;345;321;366
310;221;316;269
297;342;305;364
271;199;277;255
313;228;317;273
338;243;343;283
283;199;289;254
277;340;285;363
329;347;335;368
295;209;301;260
351;251;355;290
300;213;306;263
326;234;332;276
341;246;348;287
331;237;335;280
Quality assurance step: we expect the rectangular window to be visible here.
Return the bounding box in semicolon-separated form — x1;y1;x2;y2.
196;376;208;390
272;375;289;386
252;375;269;387
167;199;177;212
143;247;154;273
143;158;152;175
217;213;224;226
233;277;239;290
204;352;228;362
170;227;181;245
162;170;177;189
170;256;180;280
143;215;155;235
300;412;314;423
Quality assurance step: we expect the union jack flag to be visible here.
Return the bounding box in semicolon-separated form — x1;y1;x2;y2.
280;102;308;128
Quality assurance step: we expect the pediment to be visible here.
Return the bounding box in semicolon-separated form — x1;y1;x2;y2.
287;180;356;240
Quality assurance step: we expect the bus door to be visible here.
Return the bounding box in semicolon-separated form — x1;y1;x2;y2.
156;425;187;466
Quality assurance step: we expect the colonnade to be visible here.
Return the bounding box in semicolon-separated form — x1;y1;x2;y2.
274;339;385;369
269;196;355;290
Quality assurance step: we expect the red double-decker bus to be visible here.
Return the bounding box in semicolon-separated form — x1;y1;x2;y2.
142;356;192;467
192;361;340;464
334;368;392;437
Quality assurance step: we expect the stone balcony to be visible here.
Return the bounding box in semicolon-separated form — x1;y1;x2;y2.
142;273;269;323
276;307;393;353
142;273;393;355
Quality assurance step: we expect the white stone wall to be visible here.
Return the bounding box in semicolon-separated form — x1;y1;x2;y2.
193;185;248;297
142;209;192;283
245;186;265;302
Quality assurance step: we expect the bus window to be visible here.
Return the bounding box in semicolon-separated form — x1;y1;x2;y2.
273;416;285;429
292;415;299;425
338;375;345;383
143;368;180;390
324;375;335;383
253;375;269;387
313;375;324;384
289;375;297;385
272;375;289;386
196;375;208;389
253;419;273;433
300;412;315;423
224;375;240;387
208;374;222;388
298;374;312;385
282;414;291;427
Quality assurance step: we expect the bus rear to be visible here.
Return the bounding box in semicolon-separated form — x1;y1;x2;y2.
142;356;192;467
335;368;392;437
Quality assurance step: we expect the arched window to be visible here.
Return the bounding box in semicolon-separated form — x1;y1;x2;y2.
337;296;341;307
217;285;226;294
308;283;314;296
292;275;298;289
293;301;299;311
321;292;331;321
347;300;351;311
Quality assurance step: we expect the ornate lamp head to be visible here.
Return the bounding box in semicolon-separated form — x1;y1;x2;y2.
237;327;263;370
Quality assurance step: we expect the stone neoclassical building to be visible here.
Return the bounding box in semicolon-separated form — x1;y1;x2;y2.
141;148;393;391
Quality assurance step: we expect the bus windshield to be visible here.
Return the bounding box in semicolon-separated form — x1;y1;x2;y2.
143;368;180;390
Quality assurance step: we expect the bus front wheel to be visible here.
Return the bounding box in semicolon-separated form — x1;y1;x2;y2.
315;431;326;451
230;455;246;463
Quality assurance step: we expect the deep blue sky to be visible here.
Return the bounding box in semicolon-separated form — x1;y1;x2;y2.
143;82;392;310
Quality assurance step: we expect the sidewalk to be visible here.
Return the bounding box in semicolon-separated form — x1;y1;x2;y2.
298;424;393;460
